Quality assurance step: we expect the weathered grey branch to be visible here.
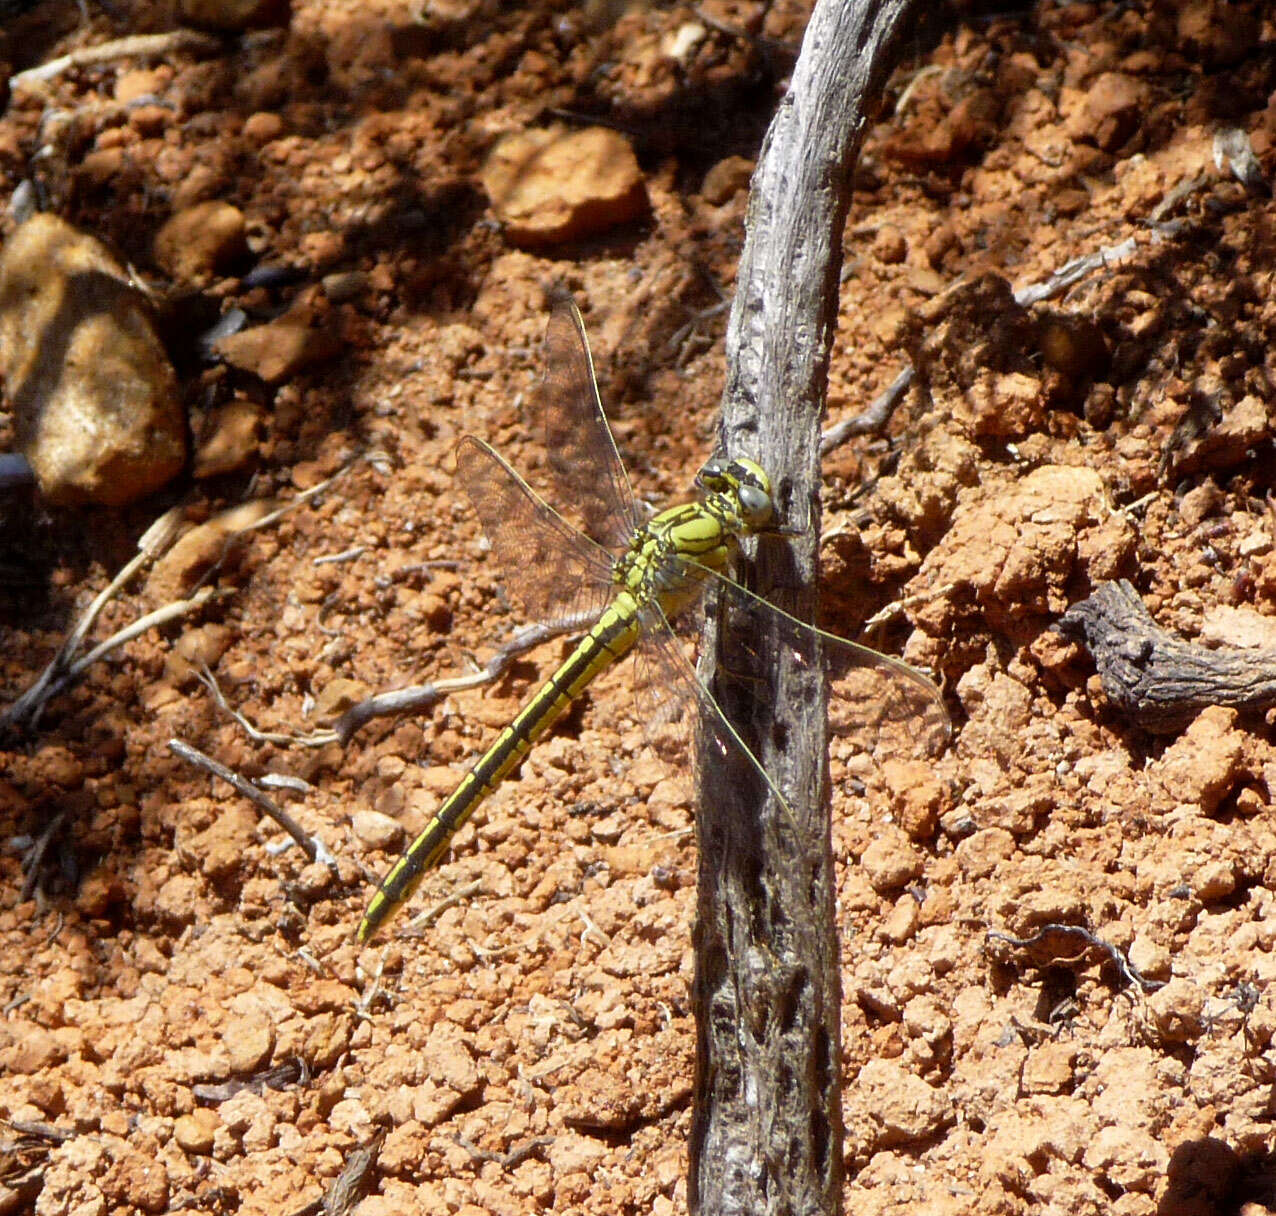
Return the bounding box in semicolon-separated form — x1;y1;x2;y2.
693;2;918;1213
1056;579;1276;733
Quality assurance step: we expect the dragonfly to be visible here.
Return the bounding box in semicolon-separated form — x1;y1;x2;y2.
357;300;948;942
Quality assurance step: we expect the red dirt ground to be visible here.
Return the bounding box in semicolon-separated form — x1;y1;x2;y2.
2;2;1276;1213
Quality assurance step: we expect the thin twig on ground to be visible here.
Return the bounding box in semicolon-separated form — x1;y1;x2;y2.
402;879;486;935
1;510;184;735
455;1133;554;1171
319;1128;387;1216
313;546;366;567
168;739;337;869
5;466;355;740
193;1058;310;1105
986;923;1166;992
3;588;217;736
192;663;337;748
334;614;594;744
11;30;223;91
823;173;1215;456
2;1118;74;1143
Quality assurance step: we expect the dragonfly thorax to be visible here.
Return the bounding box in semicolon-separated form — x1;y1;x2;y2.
611;457;773;621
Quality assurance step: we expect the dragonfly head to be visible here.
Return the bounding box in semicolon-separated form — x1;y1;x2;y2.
697;457;774;532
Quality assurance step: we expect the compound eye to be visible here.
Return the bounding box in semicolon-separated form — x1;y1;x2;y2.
697;459;726;489
737;482;773;525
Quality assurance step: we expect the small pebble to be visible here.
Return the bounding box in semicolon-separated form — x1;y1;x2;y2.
173;1109;220;1155
154;201;248;284
1147;978;1206;1044
352;810;405;852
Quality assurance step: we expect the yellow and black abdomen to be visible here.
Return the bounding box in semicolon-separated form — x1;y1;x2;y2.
357;596;643;942
358;495;745;943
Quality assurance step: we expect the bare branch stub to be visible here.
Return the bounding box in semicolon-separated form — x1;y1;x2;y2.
1056;579;1276;733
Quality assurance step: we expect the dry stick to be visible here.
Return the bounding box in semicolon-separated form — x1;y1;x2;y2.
192;662;337;749
986;923;1166;993
2;467;346;738
66;590;215;682
455;1133;554;1170
693;3;919;1212
194;1058;309;1106
402;878;485;935
1;510;183;734
334;613;596;745
195;582;564;752
168;739;337;869
228;465;354;541
819;234;1140;454
319;1128;387;1216
2;588;214;736
3;1118;74;1144
10;30;223;91
1056;578;1276;733
1011;234;1138;307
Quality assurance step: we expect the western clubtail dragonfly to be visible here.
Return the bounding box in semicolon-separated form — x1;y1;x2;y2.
358;301;948;941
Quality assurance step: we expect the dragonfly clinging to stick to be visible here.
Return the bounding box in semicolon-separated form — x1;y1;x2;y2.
358;300;948;942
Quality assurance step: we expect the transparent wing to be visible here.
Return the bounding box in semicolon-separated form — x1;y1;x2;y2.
630;569;949;816
710;570;950;765
631;601;769;796
455;436;616;628
540;299;639;549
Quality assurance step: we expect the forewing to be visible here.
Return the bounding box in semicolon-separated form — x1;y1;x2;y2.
707;573;951;768
455;436;615;627
540;300;639;550
629;571;949;823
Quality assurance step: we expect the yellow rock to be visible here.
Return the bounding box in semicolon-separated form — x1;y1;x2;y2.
481;125;648;246
0;214;185;505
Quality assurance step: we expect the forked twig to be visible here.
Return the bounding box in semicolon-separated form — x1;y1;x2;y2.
192;663;338;748
1;510;183;734
4;467;355;739
72;589;217;678
2;586;215;737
